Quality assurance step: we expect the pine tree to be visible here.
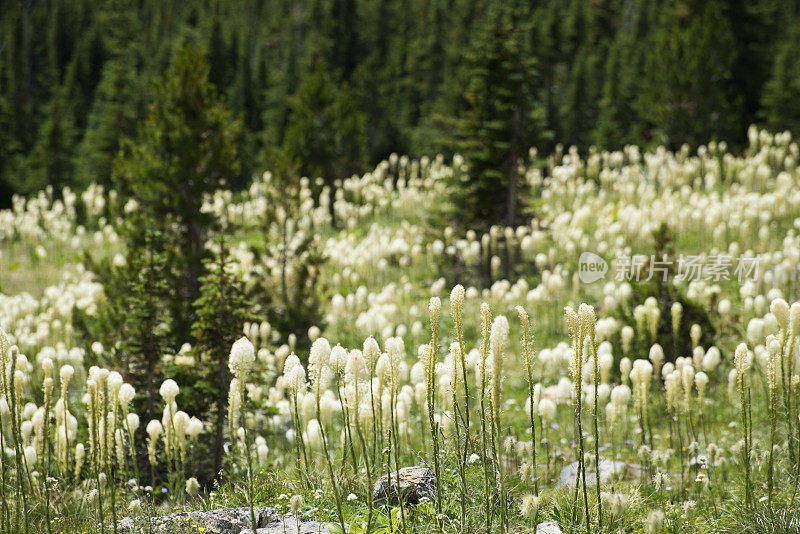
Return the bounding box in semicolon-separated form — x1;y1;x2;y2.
762;18;800;135
595;0;653;148
639;0;740;148
118;228;172;422
188;235;251;480
25;86;78;193
448;1;544;229
281;57;365;185
75;0;143;187
112;41;241;341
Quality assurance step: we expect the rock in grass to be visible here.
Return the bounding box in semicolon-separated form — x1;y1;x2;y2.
372;465;436;506
558;459;644;487
118;506;279;533
249;515;335;533
536;520;565;534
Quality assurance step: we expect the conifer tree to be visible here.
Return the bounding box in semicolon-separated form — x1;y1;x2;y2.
118;227;171;422
281;57;365;187
76;0;143;187
762;18;800;135
26;86;78;194
188;235;251;479
112;41;241;341
639;0;740;148
448;1;543;229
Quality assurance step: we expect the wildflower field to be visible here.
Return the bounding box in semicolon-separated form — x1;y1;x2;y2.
3;127;800;533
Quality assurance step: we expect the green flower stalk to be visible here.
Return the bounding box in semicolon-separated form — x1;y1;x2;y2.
345;349;375;534
450;285;471;448
41;358;54;534
489;314;510;532
283;352;310;485
565;306;589;533
580;303;602;531
448;341;468;529
478;303;493;532
734;343;752;510
766;337;781;508
0;328;10;531
228;336;258;534
309;338;346;533
515;306;539;497
427;297;443;532
386;336;408;534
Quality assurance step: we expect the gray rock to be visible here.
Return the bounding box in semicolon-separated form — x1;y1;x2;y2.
118;506;280;533
249;515;334;534
536;520;565;534
372;465;436;506
558;459;644;487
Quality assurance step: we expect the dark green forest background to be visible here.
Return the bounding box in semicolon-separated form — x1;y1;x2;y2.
2;0;800;205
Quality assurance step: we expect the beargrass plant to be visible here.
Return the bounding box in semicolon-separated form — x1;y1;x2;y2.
426;297;443;533
450;285;470;530
228;336;258;534
87;372;105;533
345;348;375;534
515;306;538;498
734;342;753;510
766;336;780;508
0;328;11;531
489;314;509;532
564;306;589;533
478;303;493;533
581;303;602;531
309;339;347;533
387;337;408;534
284;353;311;486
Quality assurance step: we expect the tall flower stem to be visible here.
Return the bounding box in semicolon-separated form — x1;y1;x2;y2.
587;314;602;531
103;381;119;534
42;385;54;534
317;398;346;532
479;304;493;533
427;299;443;532
516;306;539;496
237;379;258;534
354;415;374;534
735;343;752;510
290;393;310;487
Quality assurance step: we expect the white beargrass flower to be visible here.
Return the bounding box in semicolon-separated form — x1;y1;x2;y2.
734;343;750;384
620;358;632;386
538;398;556;422
450;284;465;321
489;315;509;404
159;379;179;404
771;298;790;330
695;372;709;405
790;302;800;336
146;420;162;465
75;443;85;479
690;324;701;349
671;302;682;336
229;337;255;380
630;360;653;410
649;344;664;372
363;336;380;372
306;419;324;451
621;326;634;355
330;344;348;374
